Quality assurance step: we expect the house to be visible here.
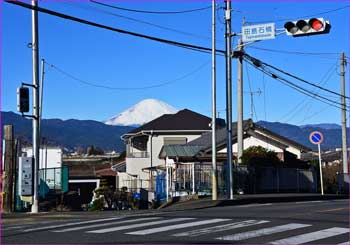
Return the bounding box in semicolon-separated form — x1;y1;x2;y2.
159;119;314;196
184;119;311;161
121;109;212;191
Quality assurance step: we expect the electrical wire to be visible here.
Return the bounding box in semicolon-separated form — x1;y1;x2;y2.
244;57;346;111
244;53;350;100
5;1;225;56
244;62;259;121
90;0;212;14
281;62;337;123
248;5;349;24
45;60;210;90
67;2;213;42
247;46;343;60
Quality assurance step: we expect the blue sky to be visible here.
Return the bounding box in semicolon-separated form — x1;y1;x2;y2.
1;0;349;125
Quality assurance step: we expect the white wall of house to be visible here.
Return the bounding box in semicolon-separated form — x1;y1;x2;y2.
218;135;284;154
23;147;62;169
125;133;204;190
255;129;303;158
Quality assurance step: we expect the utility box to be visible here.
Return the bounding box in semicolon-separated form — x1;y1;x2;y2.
18;157;33;196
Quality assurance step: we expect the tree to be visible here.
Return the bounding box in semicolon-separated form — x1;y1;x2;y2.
240;146;282;167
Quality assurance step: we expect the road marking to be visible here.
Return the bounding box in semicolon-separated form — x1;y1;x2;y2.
316;207;348;213
53;217;161;232
87;217;194;234
23;216;126;232
270;227;349;244
338;241;350;245
173;220;270;237
295;200;325;204
216;223;311;241
235;203;272;208
126;218;230;235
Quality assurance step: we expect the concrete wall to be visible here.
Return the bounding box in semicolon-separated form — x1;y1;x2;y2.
23;147;62;169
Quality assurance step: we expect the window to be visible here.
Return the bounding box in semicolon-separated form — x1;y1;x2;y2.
163;137;187;145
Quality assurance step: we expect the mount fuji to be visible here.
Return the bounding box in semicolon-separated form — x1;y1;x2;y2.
105;99;178;126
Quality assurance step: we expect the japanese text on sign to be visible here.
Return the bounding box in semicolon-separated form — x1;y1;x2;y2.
242;23;275;42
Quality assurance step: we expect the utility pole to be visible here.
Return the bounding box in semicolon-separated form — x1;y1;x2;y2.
3;125;15;213
340;52;348;174
211;0;218;201
225;0;233;199
31;0;40;213
246;89;262;120
237;39;244;164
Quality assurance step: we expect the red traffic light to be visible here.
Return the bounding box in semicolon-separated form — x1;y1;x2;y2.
284;18;330;37
309;18;324;31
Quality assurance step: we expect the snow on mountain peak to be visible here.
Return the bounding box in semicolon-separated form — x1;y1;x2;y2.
105;99;178;126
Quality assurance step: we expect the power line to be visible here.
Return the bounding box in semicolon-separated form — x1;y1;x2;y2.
90;0;211;14
281;62;337;123
5;1;225;56
247;46;343;60
244;53;350;100
248;5;349;24
67;2;213;41
244;56;346;111
45;60;210;90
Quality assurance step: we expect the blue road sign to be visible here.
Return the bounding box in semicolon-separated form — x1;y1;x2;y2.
309;131;324;145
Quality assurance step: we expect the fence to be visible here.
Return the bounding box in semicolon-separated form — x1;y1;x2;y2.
337;173;350;194
233;166;316;194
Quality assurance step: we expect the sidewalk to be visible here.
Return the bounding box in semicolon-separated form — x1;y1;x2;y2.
2;193;348;221
159;193;349;211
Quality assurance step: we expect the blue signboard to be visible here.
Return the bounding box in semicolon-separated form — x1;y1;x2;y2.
309;131;324;145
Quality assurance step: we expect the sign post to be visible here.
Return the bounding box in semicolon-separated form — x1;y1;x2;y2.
309;131;324;195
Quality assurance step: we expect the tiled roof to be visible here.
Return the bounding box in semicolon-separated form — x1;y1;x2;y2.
124;109;211;136
188;119;310;152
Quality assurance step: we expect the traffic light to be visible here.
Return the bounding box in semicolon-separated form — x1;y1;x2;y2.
284;18;331;37
17;87;30;113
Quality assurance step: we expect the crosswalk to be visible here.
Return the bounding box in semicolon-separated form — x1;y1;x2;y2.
4;215;349;244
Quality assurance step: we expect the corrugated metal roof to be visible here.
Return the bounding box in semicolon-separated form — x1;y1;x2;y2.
160;145;204;158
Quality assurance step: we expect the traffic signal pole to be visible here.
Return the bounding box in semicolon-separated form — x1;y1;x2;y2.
31;0;40;213
211;0;218;201
225;0;233;200
340;52;348;174
237;39;244;164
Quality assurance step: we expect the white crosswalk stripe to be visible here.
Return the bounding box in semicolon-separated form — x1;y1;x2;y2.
126;218;230;235
87;217;194;234
216;223;311;241
52;217;161;232
270;227;350;244
173;219;269;237
23;216;126;232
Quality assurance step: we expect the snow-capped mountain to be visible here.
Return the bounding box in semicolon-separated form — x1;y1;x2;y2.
105;99;178;126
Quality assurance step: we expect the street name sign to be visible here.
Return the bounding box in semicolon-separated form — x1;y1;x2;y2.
242;23;275;42
309;131;324;145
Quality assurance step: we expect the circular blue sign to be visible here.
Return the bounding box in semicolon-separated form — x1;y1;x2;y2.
309;131;324;145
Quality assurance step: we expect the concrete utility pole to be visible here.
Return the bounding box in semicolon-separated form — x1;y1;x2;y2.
340;52;348;174
237;37;244;164
31;0;40;213
211;0;218;201
225;0;234;199
3;125;15;213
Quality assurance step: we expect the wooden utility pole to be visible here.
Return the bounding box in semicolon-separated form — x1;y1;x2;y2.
3;125;15;213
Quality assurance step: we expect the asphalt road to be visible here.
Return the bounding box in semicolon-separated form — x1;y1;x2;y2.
2;199;349;244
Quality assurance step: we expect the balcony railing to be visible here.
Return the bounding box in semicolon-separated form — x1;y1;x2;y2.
126;151;149;158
